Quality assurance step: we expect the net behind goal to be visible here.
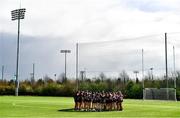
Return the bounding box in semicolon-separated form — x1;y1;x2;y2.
144;88;176;100
78;34;168;80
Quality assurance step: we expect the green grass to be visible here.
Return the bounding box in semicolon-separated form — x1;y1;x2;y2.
0;96;180;118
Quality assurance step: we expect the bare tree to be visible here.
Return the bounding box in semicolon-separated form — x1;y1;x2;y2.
99;72;106;82
119;70;129;84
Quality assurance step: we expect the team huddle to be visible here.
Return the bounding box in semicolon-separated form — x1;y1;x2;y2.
74;91;123;111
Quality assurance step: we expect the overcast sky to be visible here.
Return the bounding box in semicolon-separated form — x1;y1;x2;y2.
1;0;180;80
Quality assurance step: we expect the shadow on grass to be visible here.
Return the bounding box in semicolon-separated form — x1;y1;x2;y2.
58;108;76;112
58;108;122;112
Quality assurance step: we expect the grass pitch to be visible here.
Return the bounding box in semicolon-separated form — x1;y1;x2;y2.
0;96;180;118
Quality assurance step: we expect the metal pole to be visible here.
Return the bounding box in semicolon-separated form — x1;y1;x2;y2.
54;74;57;81
60;50;71;82
15;16;20;96
173;46;177;101
76;43;79;90
1;65;4;81
165;32;169;100
65;52;67;82
142;49;145;100
150;68;153;80
33;63;35;80
11;8;26;96
133;71;139;80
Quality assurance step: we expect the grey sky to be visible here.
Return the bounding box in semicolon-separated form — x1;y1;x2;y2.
1;0;180;80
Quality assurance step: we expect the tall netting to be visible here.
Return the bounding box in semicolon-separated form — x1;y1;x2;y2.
78;33;179;100
144;88;176;100
79;34;166;79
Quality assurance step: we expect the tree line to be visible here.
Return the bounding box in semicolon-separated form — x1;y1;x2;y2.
0;71;180;100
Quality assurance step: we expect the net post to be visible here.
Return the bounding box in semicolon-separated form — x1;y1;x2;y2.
173;46;177;101
142;49;145;100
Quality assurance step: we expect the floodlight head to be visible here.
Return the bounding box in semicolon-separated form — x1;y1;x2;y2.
11;8;26;21
60;50;71;53
133;70;139;73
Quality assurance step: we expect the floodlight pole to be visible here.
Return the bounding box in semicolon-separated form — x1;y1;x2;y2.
11;8;26;96
150;68;153;80
54;74;57;81
76;43;79;90
165;33;169;100
15;15;20;96
1;65;4;81
65;52;67;80
32;63;35;80
80;70;86;81
60;50;71;82
133;71;139;80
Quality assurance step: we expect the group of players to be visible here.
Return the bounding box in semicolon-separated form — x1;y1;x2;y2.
74;90;123;111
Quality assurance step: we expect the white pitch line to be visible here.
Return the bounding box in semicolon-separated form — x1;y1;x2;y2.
13;104;57;110
125;103;180;109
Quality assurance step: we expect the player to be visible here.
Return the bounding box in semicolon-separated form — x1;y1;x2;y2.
117;91;123;111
